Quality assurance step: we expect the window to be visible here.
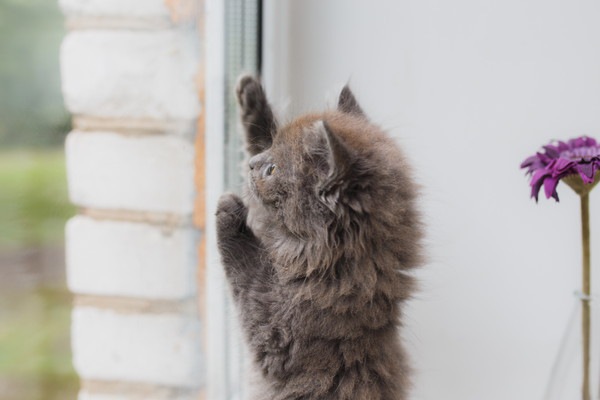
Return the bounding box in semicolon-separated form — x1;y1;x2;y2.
205;1;262;399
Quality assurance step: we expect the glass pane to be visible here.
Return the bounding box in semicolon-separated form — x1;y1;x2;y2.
223;0;261;398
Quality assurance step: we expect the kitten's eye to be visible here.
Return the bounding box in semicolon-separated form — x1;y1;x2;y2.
265;164;277;177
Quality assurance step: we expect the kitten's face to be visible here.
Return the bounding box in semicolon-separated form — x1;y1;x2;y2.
248;115;329;235
242;83;389;238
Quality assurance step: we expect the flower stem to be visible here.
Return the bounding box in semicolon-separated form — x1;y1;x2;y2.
581;193;591;400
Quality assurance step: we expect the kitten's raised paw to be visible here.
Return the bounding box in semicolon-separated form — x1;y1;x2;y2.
236;75;264;111
216;193;248;235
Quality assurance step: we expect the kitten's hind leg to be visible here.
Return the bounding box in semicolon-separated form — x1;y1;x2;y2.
236;75;277;155
216;193;270;298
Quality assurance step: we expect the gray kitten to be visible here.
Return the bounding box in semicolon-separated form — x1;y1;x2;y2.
216;76;423;400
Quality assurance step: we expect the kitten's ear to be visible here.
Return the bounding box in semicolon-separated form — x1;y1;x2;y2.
337;85;366;118
316;121;353;196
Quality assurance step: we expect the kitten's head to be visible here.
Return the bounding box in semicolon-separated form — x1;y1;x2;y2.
246;85;417;245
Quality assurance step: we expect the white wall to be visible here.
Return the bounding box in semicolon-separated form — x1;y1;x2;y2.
263;1;600;399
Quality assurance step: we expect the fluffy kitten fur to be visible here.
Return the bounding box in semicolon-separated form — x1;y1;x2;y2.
216;76;423;400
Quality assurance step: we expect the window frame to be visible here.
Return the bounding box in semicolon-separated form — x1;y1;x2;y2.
205;0;263;399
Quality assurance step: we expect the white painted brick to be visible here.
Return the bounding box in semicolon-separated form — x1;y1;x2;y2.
65;131;195;213
72;307;203;387
60;0;170;20
66;216;197;299
61;30;200;120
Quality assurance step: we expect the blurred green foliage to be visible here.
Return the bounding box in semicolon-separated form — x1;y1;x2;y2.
0;0;70;147
0;149;74;249
0;0;78;398
0;288;79;399
0;150;77;400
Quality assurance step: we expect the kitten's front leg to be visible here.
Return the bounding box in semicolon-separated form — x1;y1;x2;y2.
217;194;287;378
236;75;277;156
216;193;269;298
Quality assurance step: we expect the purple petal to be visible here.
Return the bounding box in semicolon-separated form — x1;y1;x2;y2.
553;158;576;176
530;169;549;201
557;141;569;152
537;152;553;164
586;137;597;147
578;163;595;183
543;145;560;158
571;137;588;149
520;155;538;169
543;176;560;200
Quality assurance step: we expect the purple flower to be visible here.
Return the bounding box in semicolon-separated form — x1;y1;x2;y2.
521;137;600;201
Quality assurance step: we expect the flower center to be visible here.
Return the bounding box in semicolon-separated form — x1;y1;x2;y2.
560;146;600;161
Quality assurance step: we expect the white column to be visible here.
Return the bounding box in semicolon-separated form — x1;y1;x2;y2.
59;1;203;399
